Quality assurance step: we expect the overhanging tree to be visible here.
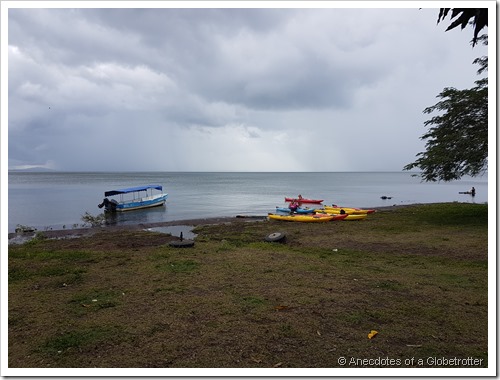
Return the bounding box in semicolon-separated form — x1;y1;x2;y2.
404;75;488;181
437;8;488;46
404;9;488;181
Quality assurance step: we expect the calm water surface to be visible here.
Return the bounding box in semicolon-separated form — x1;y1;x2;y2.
8;171;488;232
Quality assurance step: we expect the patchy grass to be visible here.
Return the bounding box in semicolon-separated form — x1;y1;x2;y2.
8;203;489;369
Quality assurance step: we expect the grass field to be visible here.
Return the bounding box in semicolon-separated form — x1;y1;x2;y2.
8;203;489;371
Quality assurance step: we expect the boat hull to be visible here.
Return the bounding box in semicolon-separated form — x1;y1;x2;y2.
103;194;168;212
115;194;168;211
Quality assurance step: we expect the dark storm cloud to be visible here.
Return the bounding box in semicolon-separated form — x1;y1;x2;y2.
6;4;489;171
9;8;382;112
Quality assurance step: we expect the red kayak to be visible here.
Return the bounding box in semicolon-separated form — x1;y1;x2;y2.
285;197;324;204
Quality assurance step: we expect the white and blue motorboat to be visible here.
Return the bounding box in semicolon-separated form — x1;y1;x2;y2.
98;185;168;212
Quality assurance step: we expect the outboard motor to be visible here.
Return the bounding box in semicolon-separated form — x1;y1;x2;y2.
97;198;118;211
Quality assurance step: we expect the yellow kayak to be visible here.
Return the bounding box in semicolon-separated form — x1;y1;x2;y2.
268;213;334;222
319;206;376;215
314;212;368;221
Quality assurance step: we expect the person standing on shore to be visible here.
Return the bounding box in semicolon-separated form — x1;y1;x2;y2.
471;187;476;196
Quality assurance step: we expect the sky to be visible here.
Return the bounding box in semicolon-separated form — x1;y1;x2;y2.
4;1;491;172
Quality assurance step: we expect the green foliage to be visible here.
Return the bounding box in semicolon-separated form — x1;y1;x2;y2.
23;232;47;246
81;212;105;227
472;35;488;75
405;12;488;182
437;8;488;46
404;76;488;181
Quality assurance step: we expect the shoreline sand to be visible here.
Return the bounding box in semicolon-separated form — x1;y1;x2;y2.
7;204;421;242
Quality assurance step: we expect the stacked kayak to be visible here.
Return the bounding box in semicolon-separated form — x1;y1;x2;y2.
268;213;348;222
313;212;368;221
275;196;375;221
317;206;376;215
276;206;315;214
268;213;335;222
318;213;348;221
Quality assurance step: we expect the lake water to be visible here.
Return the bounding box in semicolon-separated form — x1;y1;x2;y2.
7;171;489;233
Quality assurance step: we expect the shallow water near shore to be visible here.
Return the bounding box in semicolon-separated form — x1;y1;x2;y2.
146;225;197;240
8;171;488;233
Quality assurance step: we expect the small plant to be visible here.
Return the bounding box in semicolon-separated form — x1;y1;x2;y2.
25;232;47;245
81;212;105;227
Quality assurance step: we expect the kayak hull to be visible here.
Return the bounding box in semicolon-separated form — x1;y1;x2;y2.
320;206;376;214
285;197;324;204
268;213;334;222
314;212;368;221
276;206;315;214
312;213;349;221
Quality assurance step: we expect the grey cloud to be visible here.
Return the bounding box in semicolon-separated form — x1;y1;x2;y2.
10;8;381;111
7;6;488;171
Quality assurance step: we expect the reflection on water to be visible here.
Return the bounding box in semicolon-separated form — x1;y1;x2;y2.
146;225;197;240
102;205;168;227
